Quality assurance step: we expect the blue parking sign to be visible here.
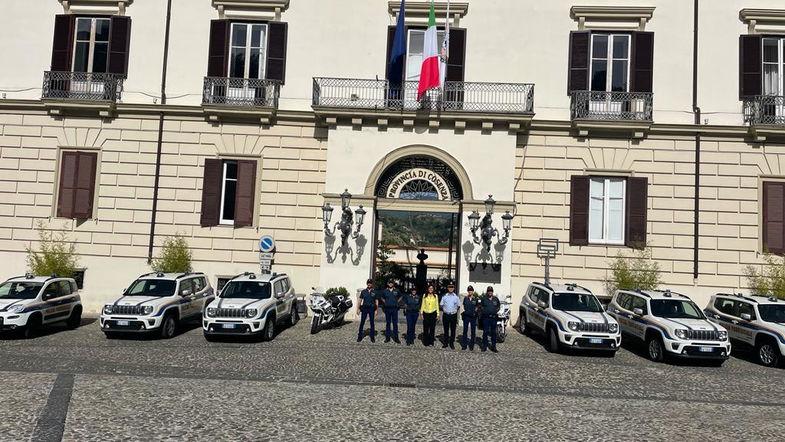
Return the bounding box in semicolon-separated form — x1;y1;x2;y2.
259;235;275;252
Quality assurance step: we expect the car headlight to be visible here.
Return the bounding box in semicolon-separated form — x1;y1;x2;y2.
244;309;258;318
675;329;688;339
206;308;216;318
718;330;728;341
103;304;113;315
567;321;579;331
141;305;154;316
609;323;619;333
9;305;26;314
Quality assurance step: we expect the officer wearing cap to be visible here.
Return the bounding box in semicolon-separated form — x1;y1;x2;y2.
357;279;378;342
480;286;501;352
461;285;479;350
439;282;460;349
403;287;422;345
380;279;402;343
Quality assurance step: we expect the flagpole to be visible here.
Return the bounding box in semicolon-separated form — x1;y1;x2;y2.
440;0;451;109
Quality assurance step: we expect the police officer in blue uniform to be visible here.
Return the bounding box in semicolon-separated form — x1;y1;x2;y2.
461;285;479;351
480;286;501;352
403;287;422;345
380;280;402;343
356;279;378;343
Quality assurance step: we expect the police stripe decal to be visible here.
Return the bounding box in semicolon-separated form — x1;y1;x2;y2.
705;308;785;344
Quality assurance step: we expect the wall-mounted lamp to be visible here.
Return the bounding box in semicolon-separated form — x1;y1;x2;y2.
468;195;513;251
322;189;365;246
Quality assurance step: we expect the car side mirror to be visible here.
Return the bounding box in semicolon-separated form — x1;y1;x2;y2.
633;308;644;316
275;292;284;299
181;289;192;297
740;313;752;321
538;301;547;309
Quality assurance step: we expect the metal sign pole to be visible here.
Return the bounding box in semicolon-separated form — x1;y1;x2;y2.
536;238;559;286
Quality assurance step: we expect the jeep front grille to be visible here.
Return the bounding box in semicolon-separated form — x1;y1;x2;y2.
577;322;610;333
215;308;245;318
686;330;722;341
110;305;142;315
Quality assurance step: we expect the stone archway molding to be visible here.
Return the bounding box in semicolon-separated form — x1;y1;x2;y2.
363;144;475;200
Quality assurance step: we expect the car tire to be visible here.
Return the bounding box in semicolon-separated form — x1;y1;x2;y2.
66;306;82;330
518;310;529;336
756;339;781;368
159;313;177;339
646;334;665;363
262;316;275;341
23;314;42;339
546;326;560;353
289;305;299;327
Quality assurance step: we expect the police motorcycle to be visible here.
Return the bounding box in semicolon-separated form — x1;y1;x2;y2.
309;287;353;334
496;294;513;343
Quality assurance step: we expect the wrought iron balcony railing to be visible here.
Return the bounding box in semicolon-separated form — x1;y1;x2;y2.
41;71;124;102
743;95;785;125
312;78;535;114
570;91;653;121
202;77;281;108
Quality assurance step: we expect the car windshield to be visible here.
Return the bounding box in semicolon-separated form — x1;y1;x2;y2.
125;279;176;297
220;281;271;299
758;304;785;323
0;281;42;300
552;292;604;312
651;299;703;319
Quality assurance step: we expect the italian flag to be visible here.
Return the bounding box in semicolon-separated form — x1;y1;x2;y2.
417;1;440;100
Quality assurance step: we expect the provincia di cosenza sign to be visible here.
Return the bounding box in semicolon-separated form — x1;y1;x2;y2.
385;168;451;200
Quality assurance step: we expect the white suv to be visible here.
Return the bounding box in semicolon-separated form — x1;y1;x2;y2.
100;272;214;339
704;293;785;368
0;274;82;338
608;289;731;364
519;282;621;354
203;272;298;341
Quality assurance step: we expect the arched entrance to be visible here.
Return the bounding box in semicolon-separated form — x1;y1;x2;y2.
370;150;469;294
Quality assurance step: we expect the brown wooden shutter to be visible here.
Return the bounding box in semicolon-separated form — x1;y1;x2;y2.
568;31;590;93
233;160;257;228
266;22;288;83
108;16;132;76
51;14;75;71
446;28;466;82
200;159;223;227
569;175;590;246
739;35;763;98
207;20;229;77
763;182;785;255
57;152;78;218
57;151;97;219
625;177;648;248
631;32;654;93
385;25;398;80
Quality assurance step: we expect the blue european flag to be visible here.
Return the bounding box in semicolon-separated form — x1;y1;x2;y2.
388;0;406;92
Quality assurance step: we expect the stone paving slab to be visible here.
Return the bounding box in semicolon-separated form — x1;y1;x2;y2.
0;372;56;442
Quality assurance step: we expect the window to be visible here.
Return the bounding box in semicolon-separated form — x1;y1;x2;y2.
179;279;193;296
589;177;626;245
43;283;60;300
73;17;111;73
630;295;647;314
200;159;257;228
405;29;446;82
273;280;284;296
539;291;550;307
715;298;738;316
617;293;631;310
763;38;783;96
57;280;72;296
529;288;540;304
762;182;785;255
207;20;287;83
590;34;630;92
229;23;267;79
216;277;230;293
192;277;206;293
738;302;756;320
57;151;98;219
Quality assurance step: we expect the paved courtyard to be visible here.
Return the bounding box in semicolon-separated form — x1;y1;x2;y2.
1;316;784;441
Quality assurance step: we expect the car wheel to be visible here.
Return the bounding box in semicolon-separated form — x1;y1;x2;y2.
23;314;42;339
519;310;529;336
646;334;665;363
159;314;177;339
546;326;560;353
66;306;82;329
756;340;781;368
290;305;299;326
262;316;275;341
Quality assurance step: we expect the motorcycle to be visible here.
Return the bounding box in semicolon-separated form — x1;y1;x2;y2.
496;295;512;343
309;287;353;334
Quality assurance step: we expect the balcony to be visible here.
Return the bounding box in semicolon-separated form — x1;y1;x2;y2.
202;77;281;123
312;77;535;129
41;71;124;116
570;91;653;138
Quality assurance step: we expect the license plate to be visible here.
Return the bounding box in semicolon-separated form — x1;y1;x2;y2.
223;323;236;329
117;320;130;326
699;347;714;353
589;338;603;344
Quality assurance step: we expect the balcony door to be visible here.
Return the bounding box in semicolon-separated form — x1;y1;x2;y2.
71;17;111;97
227;23;268;103
589;34;634;117
763;37;785;122
403;29;446;109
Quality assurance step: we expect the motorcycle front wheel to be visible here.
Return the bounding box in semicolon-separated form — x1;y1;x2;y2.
496;323;506;343
310;314;321;335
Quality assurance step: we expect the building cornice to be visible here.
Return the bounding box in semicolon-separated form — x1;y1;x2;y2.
388;1;469;26
211;0;289;21
59;0;134;16
570;5;655;31
740;8;785;34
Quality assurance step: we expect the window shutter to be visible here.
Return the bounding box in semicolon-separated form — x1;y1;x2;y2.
57;152;97;219
207;20;229;77
568;31;590;93
57;152;79;218
763;182;785;255
266;22;288;83
108;16;132;76
569;175;590;246
625;177;648;248
233;160;257;228
200;159;223;227
631;32;654;93
446;28;466;82
385;25;398;81
51;14;75;71
739;35;763;98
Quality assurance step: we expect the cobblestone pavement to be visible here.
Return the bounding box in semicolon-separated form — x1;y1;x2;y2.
0;317;784;441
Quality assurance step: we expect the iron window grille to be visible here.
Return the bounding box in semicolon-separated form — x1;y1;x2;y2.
570;91;652;121
743;95;785;125
42;71;124;101
202;77;281;108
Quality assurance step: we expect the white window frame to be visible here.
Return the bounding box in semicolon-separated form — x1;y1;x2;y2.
72;17;111;73
405;28;446;82
763;37;784;96
589;177;626;245
228;22;268;79
219;161;237;225
589;33;631;93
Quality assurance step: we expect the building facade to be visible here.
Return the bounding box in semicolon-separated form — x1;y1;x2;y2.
1;0;785;314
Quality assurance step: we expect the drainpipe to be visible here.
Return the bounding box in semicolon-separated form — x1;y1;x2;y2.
692;0;701;279
147;0;173;262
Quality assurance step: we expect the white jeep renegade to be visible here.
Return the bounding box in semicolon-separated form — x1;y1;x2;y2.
608;289;731;364
100;272;214;339
0;274;82;338
705;293;785;368
519;282;621;353
203;272;298;341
